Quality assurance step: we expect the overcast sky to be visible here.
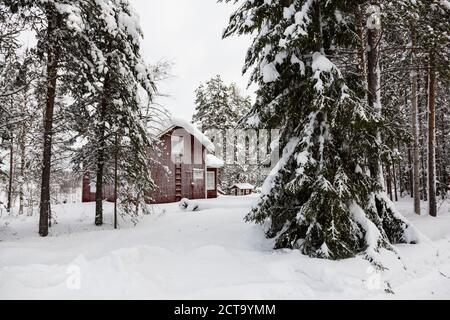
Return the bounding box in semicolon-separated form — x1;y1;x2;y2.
131;0;255;121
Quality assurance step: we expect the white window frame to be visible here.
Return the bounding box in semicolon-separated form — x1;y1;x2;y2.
171;136;184;156
206;171;215;191
193;168;204;181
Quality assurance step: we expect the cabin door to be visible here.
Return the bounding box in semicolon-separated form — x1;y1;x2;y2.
192;168;204;199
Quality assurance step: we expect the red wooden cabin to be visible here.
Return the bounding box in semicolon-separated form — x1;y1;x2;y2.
82;172;116;203
82;118;223;204
149;118;223;204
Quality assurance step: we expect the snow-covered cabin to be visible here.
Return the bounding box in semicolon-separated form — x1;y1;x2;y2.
82;117;224;204
230;183;255;196
146;117;223;204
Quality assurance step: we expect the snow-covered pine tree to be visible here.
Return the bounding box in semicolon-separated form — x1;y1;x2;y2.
410;27;421;214
383;1;426;214
0;4;23;172
3;0;142;233
416;0;449;217
192;75;254;191
192;75;243;130
0;38;42;214
222;0;419;261
0;55;19;213
1;51;39;215
35;2;64;236
2;0;90;235
395;0;450;216
376;2;419;202
0;2;23;64
0;48;38;215
436;81;450;197
66;0;156;225
229;83;252;124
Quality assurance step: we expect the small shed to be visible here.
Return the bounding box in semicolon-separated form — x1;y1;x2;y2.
230;183;255;196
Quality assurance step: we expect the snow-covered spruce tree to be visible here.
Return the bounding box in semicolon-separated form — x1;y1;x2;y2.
192;75;253;191
2;0;96;235
382;1;430;214
378;1;449;205
222;0;419;261
192;75;250;131
0;3;23;165
0;50;40;215
411;0;449;216
1;58;42;215
65;0;156;225
193;75;238;129
384;0;450;215
0;54;20;213
436;82;450;197
377;2;418;202
0;2;24;61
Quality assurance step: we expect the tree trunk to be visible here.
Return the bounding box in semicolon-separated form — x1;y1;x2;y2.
421;143;427;201
95;143;105;226
427;53;437;217
398;141;404;198
386;162;393;201
19;122;26;215
48;202;52;227
439;106;448;198
355;4;367;94
18;84;27;216
7;133;13;213
114;133;118;230
366;1;384;184
408;145;413;197
421;69;428;202
95;63;111;226
393;157;399;202
410;30;421;214
39;7;61;237
27;183;33;216
418;71;427;202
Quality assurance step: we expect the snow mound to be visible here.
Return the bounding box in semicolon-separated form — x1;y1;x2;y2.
179;198;190;210
179;198;200;212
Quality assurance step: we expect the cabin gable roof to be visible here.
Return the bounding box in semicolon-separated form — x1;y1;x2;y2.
157;117;215;153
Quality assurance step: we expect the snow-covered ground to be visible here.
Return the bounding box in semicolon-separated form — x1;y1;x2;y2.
1;196;450;299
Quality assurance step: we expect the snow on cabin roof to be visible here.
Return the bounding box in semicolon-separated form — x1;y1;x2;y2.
206;154;224;168
157;117;215;153
231;183;255;190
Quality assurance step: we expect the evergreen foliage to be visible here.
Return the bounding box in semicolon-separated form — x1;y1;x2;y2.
222;0;421;261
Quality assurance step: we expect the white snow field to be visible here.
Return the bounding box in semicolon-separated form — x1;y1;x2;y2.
1;196;450;300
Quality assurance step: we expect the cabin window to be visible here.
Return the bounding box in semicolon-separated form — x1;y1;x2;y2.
171;136;184;158
207;171;215;191
193;169;204;180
